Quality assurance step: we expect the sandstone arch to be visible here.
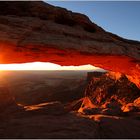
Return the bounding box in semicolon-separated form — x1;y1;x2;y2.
0;1;139;88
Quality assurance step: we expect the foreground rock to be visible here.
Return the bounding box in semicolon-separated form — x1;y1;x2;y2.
24;101;67;115
77;72;140;115
134;97;140;108
84;72;140;106
90;115;140;139
121;97;140;113
0;87;13;108
122;103;138;113
79;99;123;116
0;104;99;138
0;86;20;113
0;93;140;138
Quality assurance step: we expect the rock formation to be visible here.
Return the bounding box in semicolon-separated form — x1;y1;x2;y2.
0;85;23;120
78;72;140;114
86;72;140;105
134;97;140;108
0;102;99;139
0;86;18;112
0;71;140;138
0;1;139;87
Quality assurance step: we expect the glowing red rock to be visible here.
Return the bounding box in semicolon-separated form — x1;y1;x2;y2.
0;1;139;87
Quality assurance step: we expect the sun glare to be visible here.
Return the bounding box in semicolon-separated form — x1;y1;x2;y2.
0;62;101;71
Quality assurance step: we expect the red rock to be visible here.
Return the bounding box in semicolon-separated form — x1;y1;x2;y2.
0;1;139;87
84;72;140;106
24;101;66;115
78;72;140;115
122;103;138;112
134;97;140;108
82;107;102;115
101;108;122;116
102;99;121;109
100;99;122;115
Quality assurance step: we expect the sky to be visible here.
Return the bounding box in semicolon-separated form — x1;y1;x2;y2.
46;1;140;41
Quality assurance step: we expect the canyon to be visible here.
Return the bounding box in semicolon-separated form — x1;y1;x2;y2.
0;71;140;138
0;1;140;138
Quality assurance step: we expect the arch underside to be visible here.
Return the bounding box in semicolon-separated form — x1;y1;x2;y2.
0;1;139;88
0;42;139;88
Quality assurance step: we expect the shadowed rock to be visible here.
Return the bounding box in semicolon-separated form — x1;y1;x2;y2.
90;115;140;139
0;86;19;112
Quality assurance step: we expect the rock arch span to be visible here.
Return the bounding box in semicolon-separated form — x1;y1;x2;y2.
0;1;139;88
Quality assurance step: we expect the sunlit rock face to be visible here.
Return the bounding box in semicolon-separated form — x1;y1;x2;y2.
0;1;140;87
78;72;140;113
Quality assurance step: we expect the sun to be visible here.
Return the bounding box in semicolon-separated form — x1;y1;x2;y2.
0;62;102;71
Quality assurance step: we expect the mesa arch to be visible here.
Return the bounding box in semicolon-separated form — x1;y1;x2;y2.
0;1;140;88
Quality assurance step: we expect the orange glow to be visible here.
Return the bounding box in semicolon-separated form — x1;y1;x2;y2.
24;102;49;111
78;97;95;113
107;71;122;80
0;42;139;88
0;62;102;71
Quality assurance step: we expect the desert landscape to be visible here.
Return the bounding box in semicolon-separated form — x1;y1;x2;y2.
0;70;88;105
0;70;140;138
